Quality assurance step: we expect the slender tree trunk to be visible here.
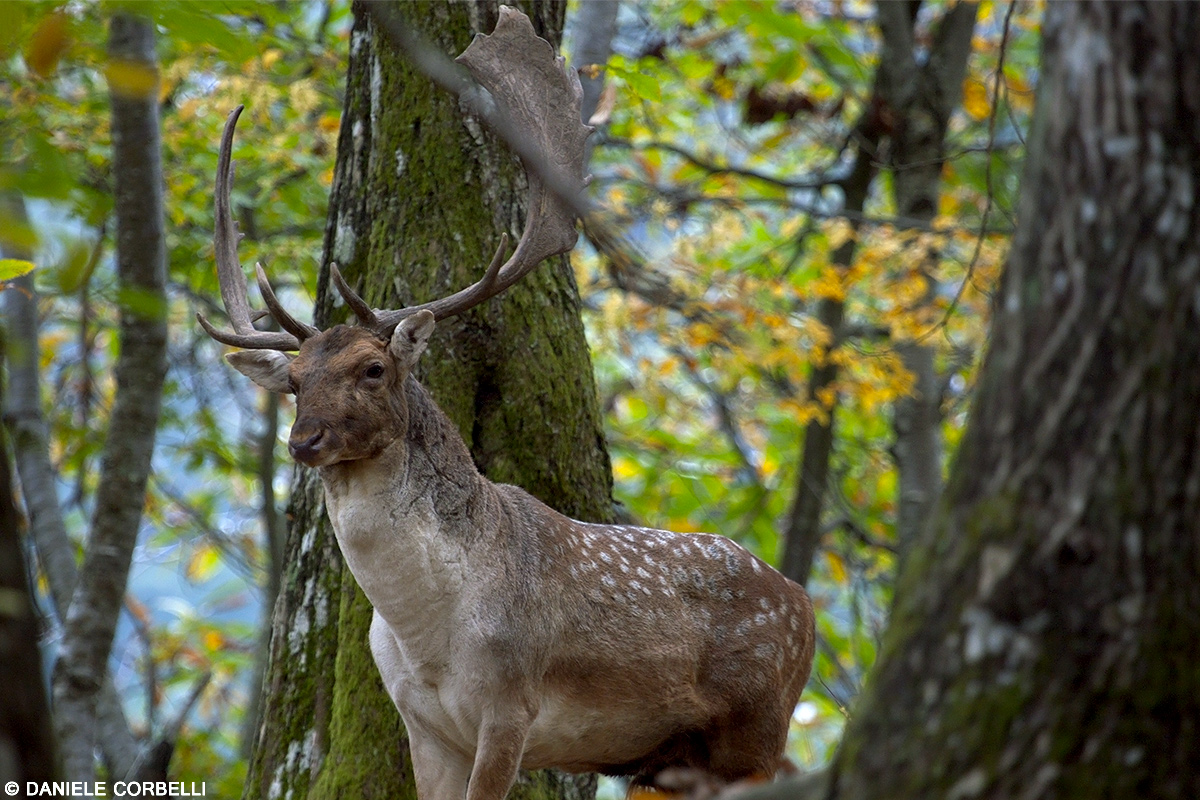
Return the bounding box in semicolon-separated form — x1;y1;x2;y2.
240;388;285;758
779;115;881;587
52;13;168;788
245;3;612;798
876;1;977;561
0;329;57;791
828;4;1200;797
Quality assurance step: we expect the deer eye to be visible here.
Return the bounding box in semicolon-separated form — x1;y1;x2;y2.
364;363;385;380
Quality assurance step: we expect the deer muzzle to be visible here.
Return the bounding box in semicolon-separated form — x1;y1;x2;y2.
289;428;328;467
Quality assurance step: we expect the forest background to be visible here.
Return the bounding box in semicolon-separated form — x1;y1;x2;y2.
1;1;1037;796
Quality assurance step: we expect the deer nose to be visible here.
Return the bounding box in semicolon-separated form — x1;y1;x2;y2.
289;429;326;464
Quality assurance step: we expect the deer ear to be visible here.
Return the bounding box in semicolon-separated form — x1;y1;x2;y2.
390;310;436;370
226;351;294;394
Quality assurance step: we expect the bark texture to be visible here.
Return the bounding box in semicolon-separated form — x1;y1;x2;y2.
52;13;169;788
245;3;612;799
829;4;1200;797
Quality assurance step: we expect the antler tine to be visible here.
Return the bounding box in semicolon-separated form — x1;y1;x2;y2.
329;263;379;328
256;263;320;341
370;233;511;330
368;8;590;336
197;105;306;351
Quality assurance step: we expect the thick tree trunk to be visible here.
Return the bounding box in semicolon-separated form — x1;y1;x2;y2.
828;4;1200;797
245;3;612;799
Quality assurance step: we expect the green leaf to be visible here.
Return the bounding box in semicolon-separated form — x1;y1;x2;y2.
0;259;36;281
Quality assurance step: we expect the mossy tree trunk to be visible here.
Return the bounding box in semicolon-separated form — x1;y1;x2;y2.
244;3;612;799
827;4;1200;798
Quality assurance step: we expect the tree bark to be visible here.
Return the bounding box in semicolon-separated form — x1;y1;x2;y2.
828;4;1200;797
245;3;612;799
52;12;168;788
876;1;978;562
0;328;57;792
240;388;285;759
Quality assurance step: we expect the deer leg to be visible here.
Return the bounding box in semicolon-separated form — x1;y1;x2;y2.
464;705;535;800
409;725;473;800
703;709;787;782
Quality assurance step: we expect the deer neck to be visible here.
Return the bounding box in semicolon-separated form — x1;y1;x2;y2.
317;376;491;641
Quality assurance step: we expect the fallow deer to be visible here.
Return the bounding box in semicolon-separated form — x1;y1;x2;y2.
200;9;815;800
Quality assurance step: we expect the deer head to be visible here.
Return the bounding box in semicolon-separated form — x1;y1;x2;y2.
198;10;591;468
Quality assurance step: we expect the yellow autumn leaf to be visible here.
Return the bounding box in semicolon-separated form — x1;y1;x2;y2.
186;543;220;583
826;218;855;249
710;74;737;101
106;59;158;99
203;630;224;650
613;455;640;480
825;551;848;585
962;78;990;121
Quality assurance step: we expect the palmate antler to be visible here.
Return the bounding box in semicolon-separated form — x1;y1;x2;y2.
198;7;591;352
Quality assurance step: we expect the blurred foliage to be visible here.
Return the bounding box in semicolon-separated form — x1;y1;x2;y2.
2;0;1043;786
2;0;349;787
572;0;1041;763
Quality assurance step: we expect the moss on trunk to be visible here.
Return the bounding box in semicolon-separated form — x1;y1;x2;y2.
245;2;611;799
